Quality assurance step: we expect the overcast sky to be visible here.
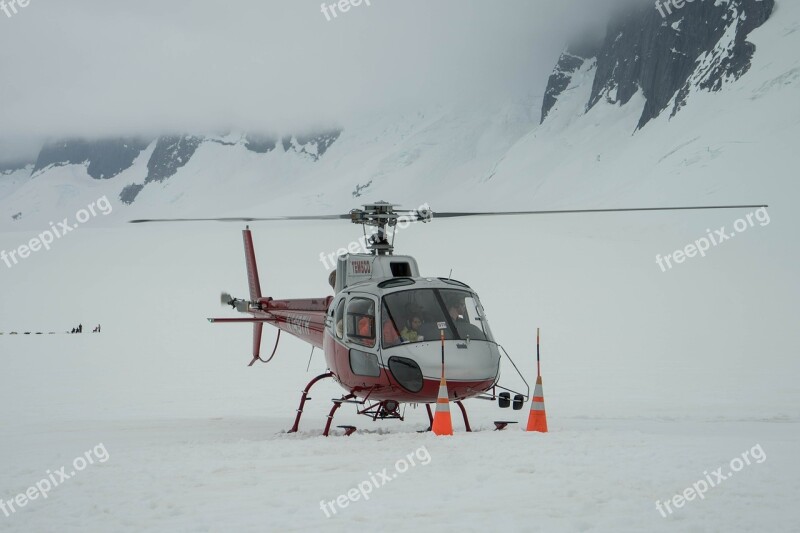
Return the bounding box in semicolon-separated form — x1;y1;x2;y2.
0;0;632;162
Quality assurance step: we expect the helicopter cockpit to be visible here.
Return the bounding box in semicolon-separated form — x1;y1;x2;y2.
379;282;494;348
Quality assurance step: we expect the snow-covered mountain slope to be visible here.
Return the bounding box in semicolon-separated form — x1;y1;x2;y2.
0;0;793;230
0;99;541;229
476;1;797;234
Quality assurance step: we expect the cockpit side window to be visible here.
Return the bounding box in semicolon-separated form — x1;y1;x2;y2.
333;299;345;340
346;297;375;348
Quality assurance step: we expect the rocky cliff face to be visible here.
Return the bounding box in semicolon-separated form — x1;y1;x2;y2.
244;134;278;154
32;138;151;180
11;128;343;205
281;130;342;161
540;46;597;124
542;0;775;129
118;135;204;204
144;135;204;185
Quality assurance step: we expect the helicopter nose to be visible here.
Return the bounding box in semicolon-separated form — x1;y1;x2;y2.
383;340;500;383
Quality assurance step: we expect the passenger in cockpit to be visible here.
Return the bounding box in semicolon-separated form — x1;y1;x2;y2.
382;313;401;347
447;298;468;323
446;296;484;340
353;300;376;348
401;314;424;342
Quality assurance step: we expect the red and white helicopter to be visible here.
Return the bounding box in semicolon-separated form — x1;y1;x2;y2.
132;201;765;435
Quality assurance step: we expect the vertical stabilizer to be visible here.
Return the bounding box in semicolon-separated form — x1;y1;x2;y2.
242;226;262;301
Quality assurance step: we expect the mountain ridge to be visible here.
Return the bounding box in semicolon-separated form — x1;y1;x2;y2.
541;0;775;128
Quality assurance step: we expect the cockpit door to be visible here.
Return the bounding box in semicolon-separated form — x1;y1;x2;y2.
343;293;383;381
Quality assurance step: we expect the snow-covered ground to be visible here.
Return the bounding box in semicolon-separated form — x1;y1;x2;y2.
1;208;798;531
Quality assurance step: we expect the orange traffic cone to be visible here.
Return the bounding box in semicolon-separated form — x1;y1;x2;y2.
431;374;454;436
525;375;548;432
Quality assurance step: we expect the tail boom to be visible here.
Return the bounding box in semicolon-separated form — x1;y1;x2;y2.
209;228;332;360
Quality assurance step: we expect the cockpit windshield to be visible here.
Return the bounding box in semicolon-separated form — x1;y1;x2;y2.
381;288;494;348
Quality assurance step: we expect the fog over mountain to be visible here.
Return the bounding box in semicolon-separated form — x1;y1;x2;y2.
1;0;785;222
0;0;631;162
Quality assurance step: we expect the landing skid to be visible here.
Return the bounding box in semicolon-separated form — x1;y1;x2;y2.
288;373;474;436
422;401;472;432
288;371;333;433
323;394;357;436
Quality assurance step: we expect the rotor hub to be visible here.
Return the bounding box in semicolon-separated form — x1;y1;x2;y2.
349;201;431;255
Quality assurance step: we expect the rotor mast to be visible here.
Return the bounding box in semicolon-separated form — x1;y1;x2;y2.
349;201;431;256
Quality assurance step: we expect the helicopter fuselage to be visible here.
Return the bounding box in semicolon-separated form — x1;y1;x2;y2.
244;252;501;404
321;276;501;403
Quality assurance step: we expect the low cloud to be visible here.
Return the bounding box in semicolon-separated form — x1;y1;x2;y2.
0;0;632;161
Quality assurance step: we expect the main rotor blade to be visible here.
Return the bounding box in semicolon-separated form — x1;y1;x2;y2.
129;214;351;224
129;204;768;224
431;205;768;218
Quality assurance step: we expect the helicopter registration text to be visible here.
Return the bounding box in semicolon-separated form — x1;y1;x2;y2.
284;313;311;337
351;260;371;275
